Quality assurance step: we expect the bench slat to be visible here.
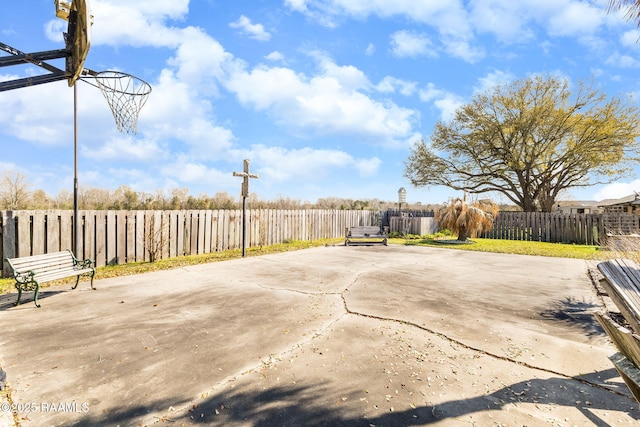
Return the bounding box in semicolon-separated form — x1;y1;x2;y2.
34;268;94;283
594;312;640;369
7;252;75;271
598;259;640;333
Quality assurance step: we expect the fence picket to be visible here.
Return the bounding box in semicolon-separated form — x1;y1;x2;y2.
2;209;631;277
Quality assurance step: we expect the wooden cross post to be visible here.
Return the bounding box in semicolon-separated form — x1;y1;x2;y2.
233;159;259;257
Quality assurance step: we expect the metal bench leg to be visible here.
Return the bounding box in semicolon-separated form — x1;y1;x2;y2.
13;283;22;307
72;275;81;290
89;272;96;290
33;281;41;308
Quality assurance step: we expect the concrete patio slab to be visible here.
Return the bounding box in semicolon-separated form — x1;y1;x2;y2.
0;244;637;426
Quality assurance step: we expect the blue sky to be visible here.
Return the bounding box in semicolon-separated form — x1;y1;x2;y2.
2;0;640;205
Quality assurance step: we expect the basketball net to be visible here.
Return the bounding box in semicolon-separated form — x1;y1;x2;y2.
93;71;151;134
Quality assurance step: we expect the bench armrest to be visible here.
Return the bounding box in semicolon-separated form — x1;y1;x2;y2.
77;258;94;269
14;270;36;284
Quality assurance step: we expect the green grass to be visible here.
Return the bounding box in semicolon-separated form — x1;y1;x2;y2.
0;238;343;295
391;237;606;259
0;235;618;296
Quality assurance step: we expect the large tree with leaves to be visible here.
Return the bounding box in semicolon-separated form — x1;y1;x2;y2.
405;75;640;212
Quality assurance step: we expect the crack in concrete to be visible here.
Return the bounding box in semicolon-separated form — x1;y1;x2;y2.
341;295;630;399
256;273;633;401
156;266;633;423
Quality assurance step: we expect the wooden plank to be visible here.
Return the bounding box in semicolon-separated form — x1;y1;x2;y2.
610;352;640;403
598;259;640;333
203;210;212;253
212;210;221;252
143;211;153;261
180;211;189;255
168;211;177;257
161;211;170;260
228;210;237;250
84;211;96;263
126;211;135;262
46;212;61;253
153;210;163;260
1;211;18;277
17;211;31;257
94;212;106;267
135;211;145;261
76;211;84;259
106;211;117;265
31;211;45;255
188;211;197;255
116;211;127;264
594;312;640;369
60;211;72;252
197;210;205;254
221;210;229;250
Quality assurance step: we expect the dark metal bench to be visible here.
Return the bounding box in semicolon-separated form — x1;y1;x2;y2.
5;250;95;307
345;225;388;246
595;258;640;401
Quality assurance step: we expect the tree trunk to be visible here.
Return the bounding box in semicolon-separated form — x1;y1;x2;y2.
457;228;470;241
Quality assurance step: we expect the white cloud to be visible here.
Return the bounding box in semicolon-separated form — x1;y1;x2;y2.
376;76;417;96
419;83;465;122
247;145;355;182
229;15;271;41
161;155;233;186
223;57;417;144
284;0;309;13
83;136;167;161
441;36;485;63
390;30;437;58
547;2;603;37
470;0;534;42
621;29;640;47
355;157;382;177
474;70;515;94
286;0;480;62
0;75;77;146
593;180;640;201
365;43;376;56
265;51;285;61
84;1;188;48
288;1;616;63
606;52;640;68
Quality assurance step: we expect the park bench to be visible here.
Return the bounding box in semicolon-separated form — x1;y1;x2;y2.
594;258;640;401
4;250;95;307
345;225;388;246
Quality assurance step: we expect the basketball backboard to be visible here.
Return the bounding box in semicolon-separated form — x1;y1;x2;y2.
62;0;92;86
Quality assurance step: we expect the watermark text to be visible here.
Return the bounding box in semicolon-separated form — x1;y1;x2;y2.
1;401;90;413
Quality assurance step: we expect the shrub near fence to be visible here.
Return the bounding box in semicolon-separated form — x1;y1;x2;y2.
0;209;377;278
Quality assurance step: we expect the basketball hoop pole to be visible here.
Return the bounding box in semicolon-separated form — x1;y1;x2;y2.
73;83;79;256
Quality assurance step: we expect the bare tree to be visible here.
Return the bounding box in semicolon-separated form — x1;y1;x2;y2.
0;170;32;210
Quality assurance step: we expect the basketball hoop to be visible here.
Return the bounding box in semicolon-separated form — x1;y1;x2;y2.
92;71;152;134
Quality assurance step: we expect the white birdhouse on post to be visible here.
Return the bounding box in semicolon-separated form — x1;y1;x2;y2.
398;187;406;212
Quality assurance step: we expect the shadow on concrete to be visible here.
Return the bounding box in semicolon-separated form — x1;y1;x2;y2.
66;370;639;426
539;296;605;338
0;291;64;311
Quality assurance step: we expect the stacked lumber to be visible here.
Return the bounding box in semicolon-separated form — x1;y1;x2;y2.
596;258;640;401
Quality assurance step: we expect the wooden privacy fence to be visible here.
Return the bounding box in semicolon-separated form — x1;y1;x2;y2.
0;209;376;277
482;212;640;245
4;209;640;277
